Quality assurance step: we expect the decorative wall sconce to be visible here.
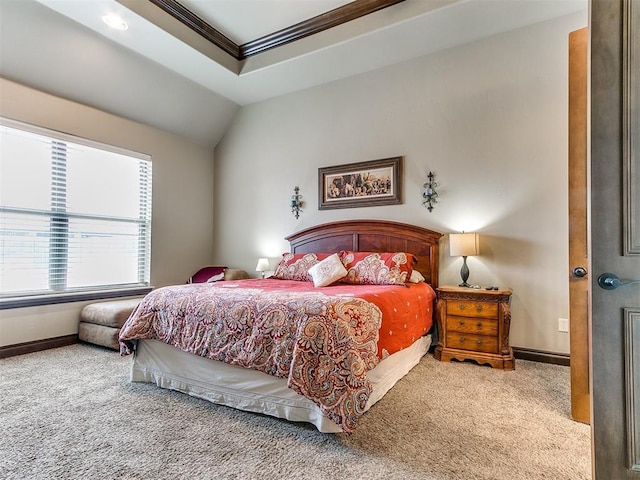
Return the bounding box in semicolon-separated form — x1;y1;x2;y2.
291;186;303;219
422;171;438;212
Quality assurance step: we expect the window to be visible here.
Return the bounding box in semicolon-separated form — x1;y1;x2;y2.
0;119;152;306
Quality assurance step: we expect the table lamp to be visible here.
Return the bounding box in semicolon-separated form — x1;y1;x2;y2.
255;258;270;278
449;233;479;287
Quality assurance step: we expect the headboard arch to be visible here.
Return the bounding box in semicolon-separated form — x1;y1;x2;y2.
286;220;442;287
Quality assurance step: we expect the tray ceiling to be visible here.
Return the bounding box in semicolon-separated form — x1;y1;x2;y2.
1;0;587;147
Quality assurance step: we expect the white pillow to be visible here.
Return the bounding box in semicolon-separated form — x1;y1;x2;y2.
308;253;348;287
408;269;425;283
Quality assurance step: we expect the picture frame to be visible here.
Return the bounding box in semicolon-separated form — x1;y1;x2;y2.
318;156;403;210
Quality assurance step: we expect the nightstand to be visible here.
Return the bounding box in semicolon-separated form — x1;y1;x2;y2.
434;286;514;370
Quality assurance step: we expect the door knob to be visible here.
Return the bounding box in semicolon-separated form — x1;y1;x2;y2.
572;266;588;278
598;272;640;290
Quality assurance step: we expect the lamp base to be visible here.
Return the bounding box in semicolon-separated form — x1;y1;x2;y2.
459;256;471;287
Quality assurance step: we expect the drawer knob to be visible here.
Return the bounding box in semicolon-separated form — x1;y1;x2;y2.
459;304;467;310
459;320;465;326
460;337;466;342
477;322;482;328
476;339;483;345
476;305;483;312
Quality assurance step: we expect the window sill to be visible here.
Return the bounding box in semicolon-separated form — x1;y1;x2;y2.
0;287;153;310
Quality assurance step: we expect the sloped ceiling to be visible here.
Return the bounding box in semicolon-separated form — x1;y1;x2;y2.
0;0;587;148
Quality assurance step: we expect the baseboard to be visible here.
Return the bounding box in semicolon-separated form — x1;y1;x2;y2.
0;334;78;359
513;347;570;366
0;337;570;366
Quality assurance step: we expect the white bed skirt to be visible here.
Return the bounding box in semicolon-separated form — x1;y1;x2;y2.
130;335;431;433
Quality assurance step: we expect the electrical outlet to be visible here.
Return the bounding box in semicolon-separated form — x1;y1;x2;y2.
558;318;569;333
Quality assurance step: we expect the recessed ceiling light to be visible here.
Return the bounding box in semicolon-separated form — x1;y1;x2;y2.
102;14;128;31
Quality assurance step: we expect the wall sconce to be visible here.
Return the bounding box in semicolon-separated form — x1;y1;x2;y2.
449;233;479;287
422;171;438;212
255;257;270;278
291;186;303;219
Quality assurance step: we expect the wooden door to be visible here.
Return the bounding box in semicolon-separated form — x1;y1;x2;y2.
591;0;640;477
568;27;590;425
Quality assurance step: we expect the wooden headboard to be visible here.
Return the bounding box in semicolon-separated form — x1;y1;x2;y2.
286;220;443;287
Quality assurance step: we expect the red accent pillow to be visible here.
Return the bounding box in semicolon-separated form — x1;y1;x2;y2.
340;251;416;285
272;253;332;282
188;266;227;283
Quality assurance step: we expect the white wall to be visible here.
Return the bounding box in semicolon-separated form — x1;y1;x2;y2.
0;78;215;346
213;12;588;354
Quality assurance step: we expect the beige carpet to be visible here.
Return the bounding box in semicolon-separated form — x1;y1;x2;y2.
0;344;591;480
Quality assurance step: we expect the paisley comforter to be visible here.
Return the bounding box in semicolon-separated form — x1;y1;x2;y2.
119;279;434;433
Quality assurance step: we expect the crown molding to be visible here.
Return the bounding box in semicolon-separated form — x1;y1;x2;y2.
148;0;405;60
148;0;240;58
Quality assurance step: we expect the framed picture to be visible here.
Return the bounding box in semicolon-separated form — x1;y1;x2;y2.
318;156;403;210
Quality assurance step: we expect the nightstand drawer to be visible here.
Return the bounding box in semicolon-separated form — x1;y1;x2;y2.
447;301;498;319
445;332;499;354
446;316;498;336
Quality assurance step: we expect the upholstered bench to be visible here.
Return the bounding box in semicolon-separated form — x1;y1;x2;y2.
79;269;249;350
79;298;142;350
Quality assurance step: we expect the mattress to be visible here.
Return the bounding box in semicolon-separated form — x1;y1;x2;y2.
130;334;431;433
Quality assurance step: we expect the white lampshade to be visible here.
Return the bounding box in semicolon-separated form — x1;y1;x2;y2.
449;233;479;257
255;257;270;272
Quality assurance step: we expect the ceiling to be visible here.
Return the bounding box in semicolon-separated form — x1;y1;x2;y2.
0;0;587;147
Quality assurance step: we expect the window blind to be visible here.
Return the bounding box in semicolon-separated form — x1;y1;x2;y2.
0;118;152;300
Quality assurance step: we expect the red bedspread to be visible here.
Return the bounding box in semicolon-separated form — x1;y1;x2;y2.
119;279;435;432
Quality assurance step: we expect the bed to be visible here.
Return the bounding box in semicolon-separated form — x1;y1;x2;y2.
119;220;442;433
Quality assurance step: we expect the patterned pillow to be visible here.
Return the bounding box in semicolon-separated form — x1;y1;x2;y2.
341;251;416;285
308;253;348;287
272;253;332;282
